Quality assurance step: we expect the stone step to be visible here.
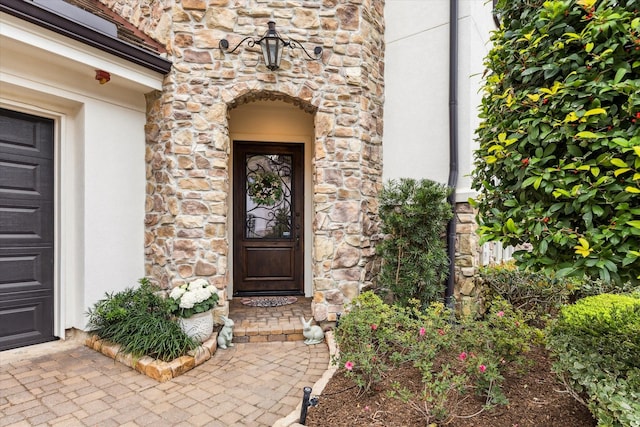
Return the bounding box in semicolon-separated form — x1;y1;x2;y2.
228;297;314;343
233;320;306;343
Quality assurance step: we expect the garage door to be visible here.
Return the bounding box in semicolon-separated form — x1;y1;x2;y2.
0;108;56;351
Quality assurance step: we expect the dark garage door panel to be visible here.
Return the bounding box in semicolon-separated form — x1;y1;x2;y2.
0;247;53;294
0;109;54;159
0;200;54;246
0;295;54;350
0;152;54;201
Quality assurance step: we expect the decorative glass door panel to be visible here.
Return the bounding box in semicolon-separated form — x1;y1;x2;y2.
233;142;304;296
245;154;292;239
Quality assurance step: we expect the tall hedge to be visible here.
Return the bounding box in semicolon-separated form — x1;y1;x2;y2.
472;0;640;284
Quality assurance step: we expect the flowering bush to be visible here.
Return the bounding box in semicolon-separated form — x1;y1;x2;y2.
332;292;396;392
168;279;219;319
335;291;537;423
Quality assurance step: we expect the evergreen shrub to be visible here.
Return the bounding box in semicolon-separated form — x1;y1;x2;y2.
377;178;452;308
547;293;640;426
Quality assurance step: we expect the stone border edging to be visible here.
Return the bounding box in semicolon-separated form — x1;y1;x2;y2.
84;332;218;382
273;330;339;427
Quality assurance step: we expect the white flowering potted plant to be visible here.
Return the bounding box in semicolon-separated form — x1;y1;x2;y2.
168;279;219;342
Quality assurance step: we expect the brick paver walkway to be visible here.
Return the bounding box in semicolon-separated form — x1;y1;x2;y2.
0;300;330;427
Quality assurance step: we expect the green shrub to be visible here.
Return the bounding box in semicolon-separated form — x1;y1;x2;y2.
570;278;640;301
377;178;452;308
480;263;640;320
547;293;640;426
86;278;198;361
95;311;197;361
480;262;576;321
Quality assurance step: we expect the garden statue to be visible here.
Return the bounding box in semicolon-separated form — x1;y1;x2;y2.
217;316;234;349
300;317;324;345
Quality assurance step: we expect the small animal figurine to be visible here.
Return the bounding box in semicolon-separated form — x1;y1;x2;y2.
217;316;235;349
300;317;324;345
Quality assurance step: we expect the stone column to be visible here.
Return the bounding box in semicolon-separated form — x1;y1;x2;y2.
454;202;481;316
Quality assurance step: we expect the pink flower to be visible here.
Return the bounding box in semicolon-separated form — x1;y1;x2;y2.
419;327;426;336
371;324;378;331
458;352;467;362
438;329;445;336
479;364;487;373
345;361;354;371
497;311;505;317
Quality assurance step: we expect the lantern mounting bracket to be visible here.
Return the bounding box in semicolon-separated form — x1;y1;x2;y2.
219;21;323;70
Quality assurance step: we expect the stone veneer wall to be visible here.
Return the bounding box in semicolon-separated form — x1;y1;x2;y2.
100;0;173;46
119;0;385;322
454;202;482;315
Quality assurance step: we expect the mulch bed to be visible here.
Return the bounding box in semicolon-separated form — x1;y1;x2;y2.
305;346;596;426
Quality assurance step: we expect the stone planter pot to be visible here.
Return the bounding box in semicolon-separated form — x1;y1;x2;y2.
178;310;214;343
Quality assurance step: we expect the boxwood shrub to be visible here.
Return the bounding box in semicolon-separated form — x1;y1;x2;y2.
546;293;640;426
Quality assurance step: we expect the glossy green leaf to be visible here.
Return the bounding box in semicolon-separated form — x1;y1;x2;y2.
610;158;628;168
575;131;600;139
613;68;628;84
625;186;640;194
584;108;607;117
614;168;631;177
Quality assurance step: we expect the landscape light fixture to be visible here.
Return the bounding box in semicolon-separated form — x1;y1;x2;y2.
219;21;323;71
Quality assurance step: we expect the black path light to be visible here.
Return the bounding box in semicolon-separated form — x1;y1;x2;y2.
219;21;323;71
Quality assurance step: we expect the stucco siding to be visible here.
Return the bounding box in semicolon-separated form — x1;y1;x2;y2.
384;0;494;202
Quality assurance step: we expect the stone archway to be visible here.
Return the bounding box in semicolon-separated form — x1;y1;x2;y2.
227;95;315;298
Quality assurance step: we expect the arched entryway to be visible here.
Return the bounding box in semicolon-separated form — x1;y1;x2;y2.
227;98;315;298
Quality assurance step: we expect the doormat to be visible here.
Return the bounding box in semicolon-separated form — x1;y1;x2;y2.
241;296;298;307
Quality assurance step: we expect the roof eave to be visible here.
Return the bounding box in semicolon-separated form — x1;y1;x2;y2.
0;0;172;75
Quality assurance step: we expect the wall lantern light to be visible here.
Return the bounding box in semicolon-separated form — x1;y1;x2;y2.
219;21;323;71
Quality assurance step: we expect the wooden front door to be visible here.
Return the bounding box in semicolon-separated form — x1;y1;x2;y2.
233;142;304;296
0;108;56;351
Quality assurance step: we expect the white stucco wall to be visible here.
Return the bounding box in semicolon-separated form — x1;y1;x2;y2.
0;12;164;335
383;0;495;202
